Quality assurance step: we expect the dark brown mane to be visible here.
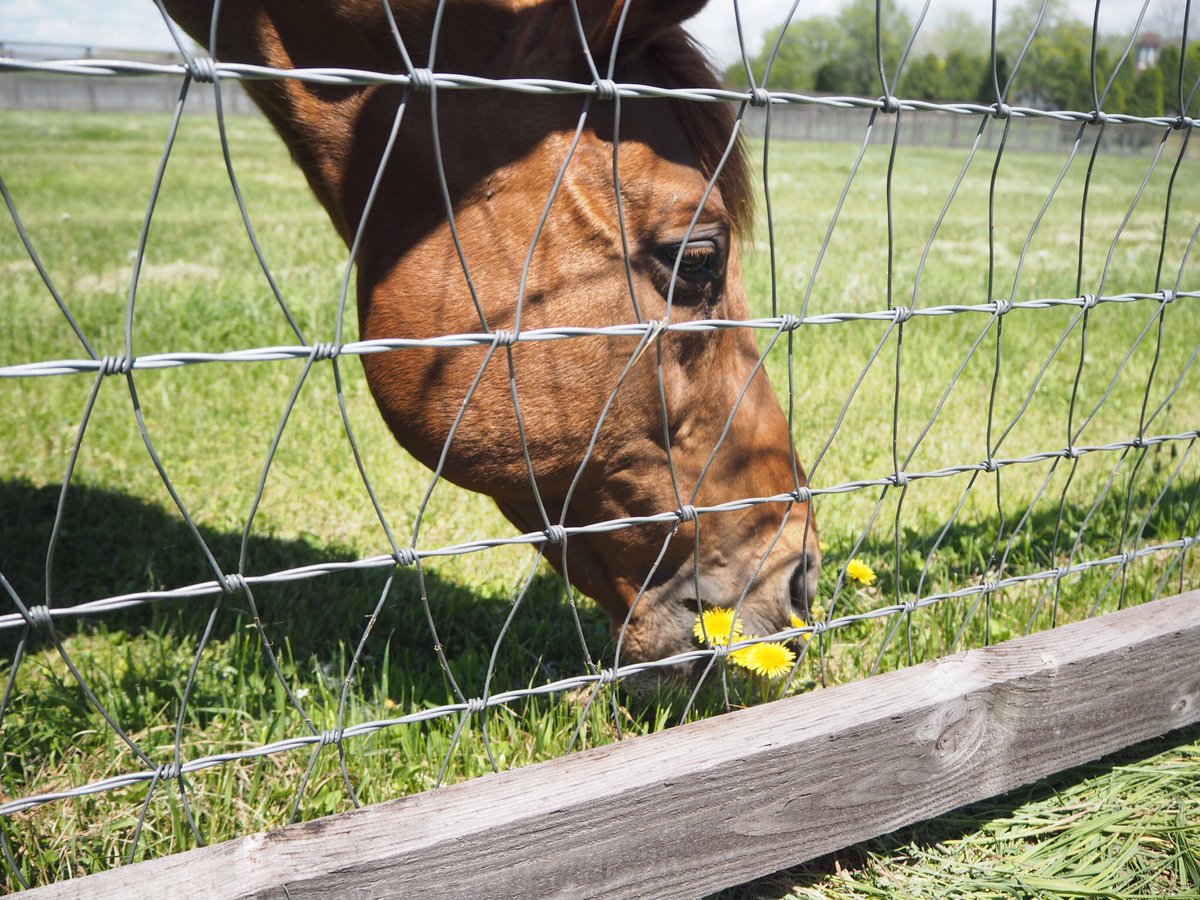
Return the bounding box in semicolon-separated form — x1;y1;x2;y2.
643;28;754;239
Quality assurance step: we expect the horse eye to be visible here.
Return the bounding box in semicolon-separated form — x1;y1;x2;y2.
651;236;726;306
662;239;717;273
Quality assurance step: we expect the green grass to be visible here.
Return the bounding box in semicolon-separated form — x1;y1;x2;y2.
1;108;1198;893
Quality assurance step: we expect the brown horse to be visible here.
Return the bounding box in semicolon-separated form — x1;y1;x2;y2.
159;0;819;666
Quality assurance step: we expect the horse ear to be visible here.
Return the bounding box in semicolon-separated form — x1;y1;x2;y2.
576;0;710;55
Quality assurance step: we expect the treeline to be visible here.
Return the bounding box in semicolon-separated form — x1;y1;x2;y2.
725;0;1200;118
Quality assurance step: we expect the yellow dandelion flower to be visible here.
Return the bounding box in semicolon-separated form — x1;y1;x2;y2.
846;558;877;586
693;607;743;646
788;612;812;644
731;641;796;679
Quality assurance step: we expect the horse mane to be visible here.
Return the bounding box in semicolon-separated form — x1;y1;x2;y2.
641;28;754;239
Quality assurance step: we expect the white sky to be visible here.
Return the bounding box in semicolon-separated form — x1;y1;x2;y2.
0;0;1193;64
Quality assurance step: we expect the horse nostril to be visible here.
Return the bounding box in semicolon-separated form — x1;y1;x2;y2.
789;552;820;618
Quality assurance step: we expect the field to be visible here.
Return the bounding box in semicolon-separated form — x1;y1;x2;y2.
1;106;1198;895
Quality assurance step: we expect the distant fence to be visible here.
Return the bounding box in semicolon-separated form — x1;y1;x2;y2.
0;42;254;114
0;40;1178;156
3;2;1200;897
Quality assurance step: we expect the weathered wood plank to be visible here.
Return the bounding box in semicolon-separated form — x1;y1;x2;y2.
24;590;1200;899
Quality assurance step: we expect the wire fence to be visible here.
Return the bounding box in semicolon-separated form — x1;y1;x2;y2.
2;0;1199;889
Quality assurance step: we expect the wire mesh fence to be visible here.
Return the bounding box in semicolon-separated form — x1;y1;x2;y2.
1;0;1198;889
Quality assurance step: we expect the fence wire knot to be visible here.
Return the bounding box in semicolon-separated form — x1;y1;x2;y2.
491;329;517;347
710;641;731;659
891;305;914;324
465;697;487;715
218;573;248;595
187;56;217;83
889;471;909;488
1174;115;1194;131
1081;292;1099;310
901;600;919;615
1160;289;1176;305
992;299;1012;317
407;67;434;92
1182;536;1196;550
982;581;999;595
676;505;698;523
593;78;618;101
309;342;339;361
809;620;829;635
155;761;181;781
1089;109;1108;126
1130;435;1147;450
24;605;53;630
792;486;812;504
1063;445;1082;459
99;355;132;377
981;457;999;472
392;547;417;567
749;86;772;108
543;524;567;545
779;313;801;332
991;101;1011;119
596;667;618;685
318;729;342;747
879;94;900;114
1055;566;1071;580
1120;550;1137;566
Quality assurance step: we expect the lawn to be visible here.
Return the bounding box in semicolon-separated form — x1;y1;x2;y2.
1;105;1198;894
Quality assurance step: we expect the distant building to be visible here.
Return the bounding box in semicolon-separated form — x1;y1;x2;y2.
1136;32;1161;71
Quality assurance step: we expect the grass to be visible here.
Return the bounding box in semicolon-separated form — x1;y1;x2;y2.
0;107;1198;893
718;725;1200;900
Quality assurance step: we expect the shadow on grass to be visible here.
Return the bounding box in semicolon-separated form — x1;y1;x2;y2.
0;477;611;707
714;721;1200;900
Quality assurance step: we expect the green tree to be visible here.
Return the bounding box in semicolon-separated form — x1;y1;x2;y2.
730;0;913;97
919;9;989;59
1128;65;1165;117
1003;7;1094;110
724;16;840;92
900;52;947;100
941;48;988;101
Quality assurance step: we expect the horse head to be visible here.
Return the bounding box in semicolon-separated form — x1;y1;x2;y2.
161;0;820;667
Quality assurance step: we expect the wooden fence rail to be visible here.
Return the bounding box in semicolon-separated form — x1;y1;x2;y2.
25;589;1200;899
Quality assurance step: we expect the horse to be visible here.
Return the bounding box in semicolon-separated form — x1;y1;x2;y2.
158;0;820;667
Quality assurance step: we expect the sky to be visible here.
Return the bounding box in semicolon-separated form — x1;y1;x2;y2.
0;0;1193;66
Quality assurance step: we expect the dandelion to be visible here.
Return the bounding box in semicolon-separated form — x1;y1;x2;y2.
846;558;877;586
693;607;743;646
789;612;811;645
809;604;826;622
731;641;796;679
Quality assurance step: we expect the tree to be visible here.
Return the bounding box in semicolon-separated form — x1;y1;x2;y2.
1128;64;1165;117
728;0;913;97
1001;2;1094;110
900;52;947;100
724;16;840;92
919;9;989;59
942;48;988;102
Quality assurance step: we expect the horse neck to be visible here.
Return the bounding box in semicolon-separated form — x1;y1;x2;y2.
160;1;584;244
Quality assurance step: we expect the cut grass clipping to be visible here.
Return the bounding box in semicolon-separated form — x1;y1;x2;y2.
1;107;1198;894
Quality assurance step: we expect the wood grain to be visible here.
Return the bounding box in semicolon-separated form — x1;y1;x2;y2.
24;590;1200;899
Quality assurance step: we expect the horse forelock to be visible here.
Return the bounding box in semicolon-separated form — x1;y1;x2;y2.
638;28;754;240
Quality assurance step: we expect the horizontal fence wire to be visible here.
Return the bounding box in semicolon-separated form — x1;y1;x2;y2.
1;0;1199;887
